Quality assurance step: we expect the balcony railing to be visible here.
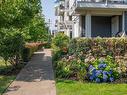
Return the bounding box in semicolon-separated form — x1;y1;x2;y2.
75;0;127;4
69;0;127;14
71;0;127;9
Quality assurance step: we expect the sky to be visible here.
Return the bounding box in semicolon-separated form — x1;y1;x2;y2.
41;0;56;30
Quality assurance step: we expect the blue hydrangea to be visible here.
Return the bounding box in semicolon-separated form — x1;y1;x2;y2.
103;71;108;75
103;74;108;82
88;62;116;83
89;65;94;71
109;77;114;82
98;64;104;69
108;70;113;75
90;75;94;81
103;64;107;68
95;70;102;77
95;78;101;83
98;63;107;69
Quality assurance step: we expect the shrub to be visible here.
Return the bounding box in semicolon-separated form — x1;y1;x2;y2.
69;37;127;57
52;33;69;50
0;28;24;68
55;56;87;81
22;42;43;62
52;33;69;61
69;38;127;75
88;56;119;83
54;37;127;82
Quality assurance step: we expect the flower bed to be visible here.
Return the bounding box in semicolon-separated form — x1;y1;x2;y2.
53;37;127;83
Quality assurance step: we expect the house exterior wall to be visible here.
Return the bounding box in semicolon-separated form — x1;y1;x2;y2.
55;0;127;38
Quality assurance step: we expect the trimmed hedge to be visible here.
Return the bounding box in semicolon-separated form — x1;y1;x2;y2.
69;37;127;58
69;37;127;74
53;37;127;82
22;42;44;62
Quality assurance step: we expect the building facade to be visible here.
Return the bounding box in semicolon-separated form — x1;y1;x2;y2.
55;0;127;38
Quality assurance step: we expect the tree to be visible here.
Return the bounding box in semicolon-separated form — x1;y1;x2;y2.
0;0;48;67
0;0;48;41
0;28;24;67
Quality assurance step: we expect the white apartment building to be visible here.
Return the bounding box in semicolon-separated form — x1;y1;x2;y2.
55;0;127;38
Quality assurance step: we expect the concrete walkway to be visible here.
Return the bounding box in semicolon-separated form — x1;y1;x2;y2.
4;49;56;95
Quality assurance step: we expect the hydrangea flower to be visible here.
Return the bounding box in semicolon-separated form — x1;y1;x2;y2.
103;71;108;75
95;70;102;77
89;65;94;71
108;70;113;75
103;74;108;82
95;78;101;83
98;64;107;69
109;77;114;82
88;61;117;83
90;75;94;81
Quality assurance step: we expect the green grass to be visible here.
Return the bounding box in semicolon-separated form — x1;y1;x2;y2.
0;59;16;94
56;79;127;95
0;75;15;94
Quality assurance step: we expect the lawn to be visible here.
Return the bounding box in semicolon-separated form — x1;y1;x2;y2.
0;59;16;94
56;79;127;95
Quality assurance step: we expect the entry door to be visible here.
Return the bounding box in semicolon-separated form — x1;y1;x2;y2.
111;16;119;36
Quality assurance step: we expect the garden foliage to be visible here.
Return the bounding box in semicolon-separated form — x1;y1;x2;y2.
53;37;127;83
0;0;48;68
52;33;70;61
88;56;119;83
0;28;24;67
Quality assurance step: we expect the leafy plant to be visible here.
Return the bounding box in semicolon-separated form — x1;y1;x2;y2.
55;56;87;81
88;56;119;83
52;33;69;51
52;33;69;62
0;28;24;68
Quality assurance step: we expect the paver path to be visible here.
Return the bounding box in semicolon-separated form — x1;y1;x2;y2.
4;49;56;95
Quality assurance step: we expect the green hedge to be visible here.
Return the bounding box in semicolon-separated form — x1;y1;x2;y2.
54;37;127;82
69;37;127;74
69;37;127;57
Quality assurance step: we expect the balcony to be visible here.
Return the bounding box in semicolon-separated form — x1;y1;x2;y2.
55;1;65;16
70;0;127;14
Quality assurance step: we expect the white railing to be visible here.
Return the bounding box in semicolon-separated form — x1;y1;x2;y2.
71;0;127;8
75;0;127;4
70;0;127;11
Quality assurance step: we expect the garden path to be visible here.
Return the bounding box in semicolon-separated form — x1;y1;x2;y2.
4;49;56;95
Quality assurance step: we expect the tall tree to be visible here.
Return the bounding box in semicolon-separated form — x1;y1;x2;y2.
0;0;48;41
0;0;48;67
